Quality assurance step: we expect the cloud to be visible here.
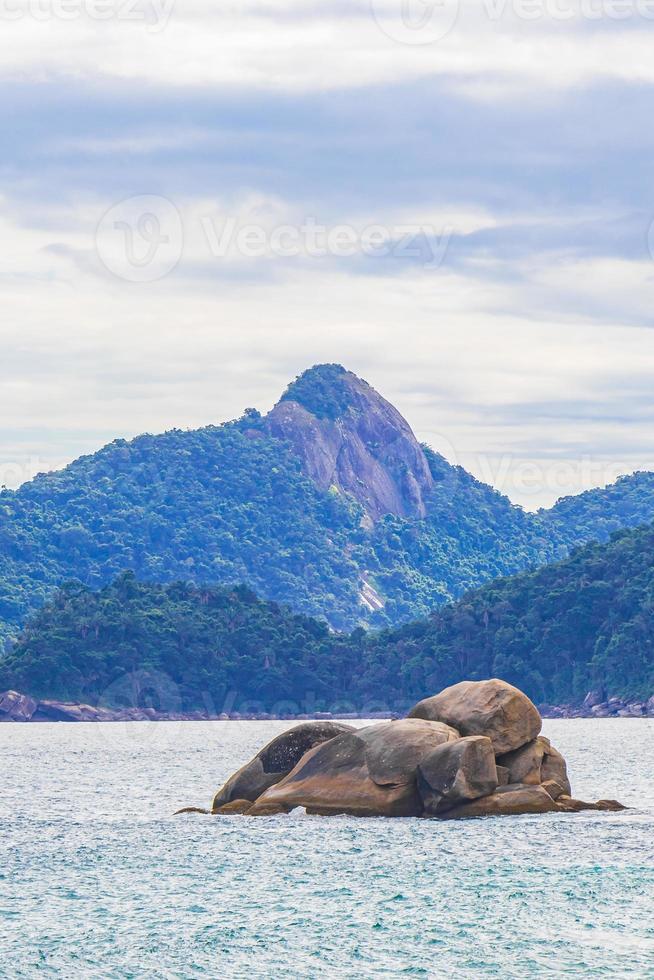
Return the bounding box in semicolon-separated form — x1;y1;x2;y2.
2;179;653;510
2;1;654;93
1;0;653;510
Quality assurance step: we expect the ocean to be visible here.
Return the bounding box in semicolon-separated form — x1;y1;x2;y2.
2;718;653;978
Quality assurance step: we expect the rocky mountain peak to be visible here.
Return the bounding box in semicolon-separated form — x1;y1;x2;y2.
265;365;434;520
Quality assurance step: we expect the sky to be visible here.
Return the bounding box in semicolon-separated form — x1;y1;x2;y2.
2;0;654;510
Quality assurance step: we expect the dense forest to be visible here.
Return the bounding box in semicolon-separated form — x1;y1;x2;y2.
1;365;654;645
3;520;653;709
0;418;558;642
365;522;654;707
541;470;654;547
0;422;365;641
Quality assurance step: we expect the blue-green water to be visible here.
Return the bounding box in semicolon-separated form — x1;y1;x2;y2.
1;719;653;978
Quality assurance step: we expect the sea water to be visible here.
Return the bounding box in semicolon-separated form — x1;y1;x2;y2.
1;718;653;978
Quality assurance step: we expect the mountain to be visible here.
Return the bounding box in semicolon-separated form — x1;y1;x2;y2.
364;520;654;708
542;471;654;546
4;520;654;710
0;574;352;710
267;363;434;520
1;363;654;645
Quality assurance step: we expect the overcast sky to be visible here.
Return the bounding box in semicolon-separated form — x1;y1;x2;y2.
2;0;654;509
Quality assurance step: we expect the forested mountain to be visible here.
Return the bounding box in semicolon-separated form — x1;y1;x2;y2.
366;522;654;707
3;520;653;709
0;574;352;709
1;364;654;645
542;471;654;546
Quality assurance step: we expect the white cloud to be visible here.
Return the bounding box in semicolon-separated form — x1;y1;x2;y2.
2;0;653;511
2;191;654;508
2;1;654;95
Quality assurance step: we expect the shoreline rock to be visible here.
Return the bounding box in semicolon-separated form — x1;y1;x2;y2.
1;686;653;723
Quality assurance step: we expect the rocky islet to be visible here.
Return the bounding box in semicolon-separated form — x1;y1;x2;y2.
203;679;627;820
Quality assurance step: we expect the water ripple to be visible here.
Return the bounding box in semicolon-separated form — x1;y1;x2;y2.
1;719;653;978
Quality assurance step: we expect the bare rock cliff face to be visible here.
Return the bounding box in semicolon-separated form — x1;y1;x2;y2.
264;365;434;520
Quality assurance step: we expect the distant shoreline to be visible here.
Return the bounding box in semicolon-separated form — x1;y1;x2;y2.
1;690;652;723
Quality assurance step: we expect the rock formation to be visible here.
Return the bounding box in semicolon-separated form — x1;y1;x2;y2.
247;719;460;818
264;364;434;521
417;735;499;814
408;679;542;754
211;721;355;809
0;690;38;722
204;679;627;819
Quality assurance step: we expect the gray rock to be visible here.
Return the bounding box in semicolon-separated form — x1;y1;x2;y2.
582;689;606;709
265;367;434;521
33;700;114;722
617;704;644;717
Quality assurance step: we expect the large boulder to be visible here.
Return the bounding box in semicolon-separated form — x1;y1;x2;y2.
211;721;355;810
540;741;571;796
0;690;37;722
497;736;571;795
250;719;460;817
417;736;498;814
438;784;559;819
361;718;459;784
407;679;541;754
497;736;548;785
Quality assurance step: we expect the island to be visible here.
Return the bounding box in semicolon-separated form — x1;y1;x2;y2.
179;680;627;819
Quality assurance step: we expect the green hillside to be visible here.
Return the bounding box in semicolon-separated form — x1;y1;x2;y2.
0;421;365;641
0;419;555;643
3;522;653;709
542;471;654;546
1;365;654;645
